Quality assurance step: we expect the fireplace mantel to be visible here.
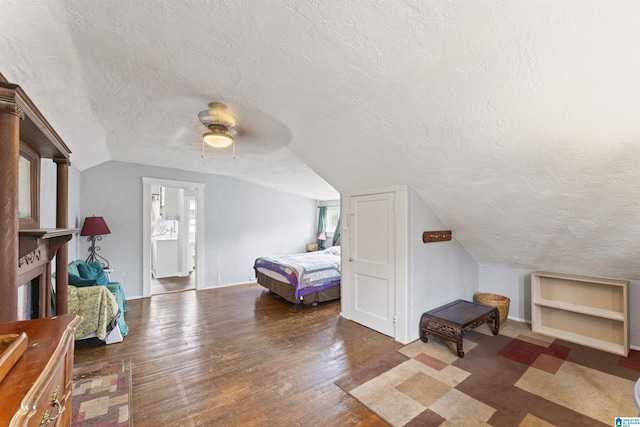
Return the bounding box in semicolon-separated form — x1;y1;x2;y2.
0;74;73;322
19;228;79;260
17;228;79;318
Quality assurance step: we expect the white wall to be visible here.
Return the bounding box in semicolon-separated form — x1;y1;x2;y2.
80;161;317;299
407;187;479;342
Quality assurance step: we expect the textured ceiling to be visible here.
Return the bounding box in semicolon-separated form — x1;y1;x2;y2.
2;1;640;279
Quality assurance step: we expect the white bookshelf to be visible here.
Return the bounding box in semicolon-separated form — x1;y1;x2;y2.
531;271;629;356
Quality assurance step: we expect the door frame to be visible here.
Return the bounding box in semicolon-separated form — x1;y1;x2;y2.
142;177;205;297
341;185;409;343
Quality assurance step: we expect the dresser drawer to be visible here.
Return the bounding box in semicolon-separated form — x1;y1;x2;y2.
29;359;67;427
9;333;75;427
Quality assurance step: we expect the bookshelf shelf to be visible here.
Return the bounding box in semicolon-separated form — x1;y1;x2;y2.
531;271;628;356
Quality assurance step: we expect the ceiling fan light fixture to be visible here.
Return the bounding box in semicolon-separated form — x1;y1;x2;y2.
198;102;237;129
203;128;234;148
198;102;237;154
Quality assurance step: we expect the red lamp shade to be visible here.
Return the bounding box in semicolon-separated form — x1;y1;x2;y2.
80;216;111;236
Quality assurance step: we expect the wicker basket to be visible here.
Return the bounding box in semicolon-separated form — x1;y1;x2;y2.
475;292;510;324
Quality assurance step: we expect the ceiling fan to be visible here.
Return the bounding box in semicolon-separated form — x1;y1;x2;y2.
198;102;238;157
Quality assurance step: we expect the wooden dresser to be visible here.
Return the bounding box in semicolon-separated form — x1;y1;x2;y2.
0;314;81;426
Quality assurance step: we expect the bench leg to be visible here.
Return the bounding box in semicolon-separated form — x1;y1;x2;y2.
490;308;500;335
455;330;465;357
420;332;429;343
419;313;430;343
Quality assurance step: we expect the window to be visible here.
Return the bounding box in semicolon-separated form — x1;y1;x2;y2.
189;199;196;242
325;207;340;234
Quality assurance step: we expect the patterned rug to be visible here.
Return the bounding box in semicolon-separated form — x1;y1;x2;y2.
72;359;132;426
335;320;640;426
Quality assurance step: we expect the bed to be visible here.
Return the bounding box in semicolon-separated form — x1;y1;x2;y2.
253;246;341;305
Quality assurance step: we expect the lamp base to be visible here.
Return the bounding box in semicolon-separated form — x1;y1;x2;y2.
86;235;110;269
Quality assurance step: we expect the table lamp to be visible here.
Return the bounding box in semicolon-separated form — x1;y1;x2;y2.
80;216;111;268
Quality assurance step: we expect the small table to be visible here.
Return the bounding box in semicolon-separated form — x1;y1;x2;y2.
419;299;500;357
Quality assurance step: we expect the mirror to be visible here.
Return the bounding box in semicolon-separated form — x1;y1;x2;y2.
18;142;39;229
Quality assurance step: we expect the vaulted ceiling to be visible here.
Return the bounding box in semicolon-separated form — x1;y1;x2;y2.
2;1;640;279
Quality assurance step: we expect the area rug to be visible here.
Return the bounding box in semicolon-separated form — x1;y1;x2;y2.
72;359;133;426
335;321;640;426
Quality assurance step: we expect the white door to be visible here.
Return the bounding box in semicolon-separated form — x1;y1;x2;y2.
349;192;395;336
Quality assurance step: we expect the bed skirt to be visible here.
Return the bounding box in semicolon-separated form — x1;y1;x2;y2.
256;271;340;304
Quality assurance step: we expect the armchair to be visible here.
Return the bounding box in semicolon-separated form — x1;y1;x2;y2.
61;260;129;343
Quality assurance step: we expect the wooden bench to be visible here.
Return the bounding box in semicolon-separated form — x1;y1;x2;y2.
419;299;500;357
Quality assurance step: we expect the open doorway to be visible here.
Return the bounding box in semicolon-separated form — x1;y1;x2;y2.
150;186;196;294
142;178;205;297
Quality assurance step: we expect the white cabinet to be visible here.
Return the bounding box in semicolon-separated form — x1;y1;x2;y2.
152;237;181;279
531;271;628;356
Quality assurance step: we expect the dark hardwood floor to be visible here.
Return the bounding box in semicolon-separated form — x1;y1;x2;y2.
74;282;403;426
